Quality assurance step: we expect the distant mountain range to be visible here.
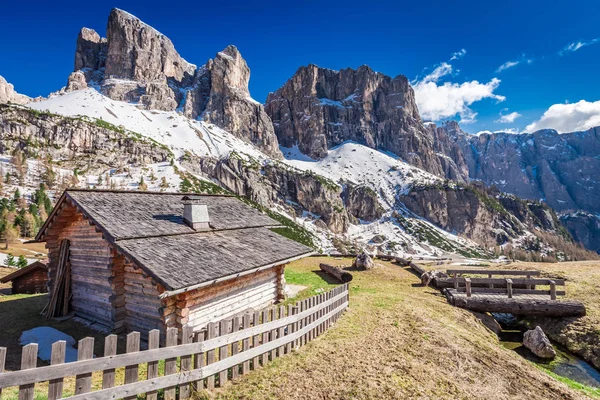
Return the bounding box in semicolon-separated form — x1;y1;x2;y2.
1;8;598;258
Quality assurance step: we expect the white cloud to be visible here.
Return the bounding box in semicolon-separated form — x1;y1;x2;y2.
413;62;505;124
496;60;520;72
450;49;467;60
526;100;600;133
559;38;599;55
495;110;521;123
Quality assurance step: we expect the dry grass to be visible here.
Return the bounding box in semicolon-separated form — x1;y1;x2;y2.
211;257;590;400
0;241;47;259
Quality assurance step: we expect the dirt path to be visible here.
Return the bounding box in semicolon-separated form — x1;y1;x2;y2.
211;257;590;400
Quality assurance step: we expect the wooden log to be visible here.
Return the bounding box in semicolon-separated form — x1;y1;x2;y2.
319;263;353;283
75;338;94;395
48;341;66;400
451;295;586;317
19;343;37;400
146;330;160;400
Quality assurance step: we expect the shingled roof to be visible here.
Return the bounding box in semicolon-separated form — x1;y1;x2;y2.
36;190;314;291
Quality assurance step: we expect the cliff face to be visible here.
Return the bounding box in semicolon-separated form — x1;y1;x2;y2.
67;8;280;157
265;65;458;178
0;104;171;168
0;76;31;105
559;212;600;253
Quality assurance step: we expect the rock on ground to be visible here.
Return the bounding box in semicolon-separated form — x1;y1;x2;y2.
353;253;374;270
523;326;557;359
420;270;448;287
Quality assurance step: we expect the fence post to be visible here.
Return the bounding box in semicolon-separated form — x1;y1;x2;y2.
74;337;94;395
506;279;513;299
146;330;160;400
192;330;205;391
252;311;260;370
465;278;472;298
102;335;117;390
18;343;38;400
164;327;179;400
124;331;140;400
242;314;251;375
295;301;302;348
269;308;277;361
549;280;557;300
0;347;5;399
286;304;294;354
231;317;240;380
218;319;230;386
47;340;66;400
206;322;217;390
179;325;194;399
278;306;286;357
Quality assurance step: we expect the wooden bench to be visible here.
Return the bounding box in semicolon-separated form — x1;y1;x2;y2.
447;269;541;290
456;277;564;299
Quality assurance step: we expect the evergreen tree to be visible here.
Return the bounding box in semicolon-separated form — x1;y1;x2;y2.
17;255;27;269
180;177;192;192
4;253;15;267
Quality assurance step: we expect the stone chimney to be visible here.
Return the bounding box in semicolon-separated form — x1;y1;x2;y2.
181;196;210;231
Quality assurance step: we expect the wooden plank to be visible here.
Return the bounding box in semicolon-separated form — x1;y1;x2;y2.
74;337;94;395
269;308;277;361
446;269;540;276
0;291;349;389
18;343;37;400
506;279;513;299
219;319;230;386
261;310;269;366
124;332;140;400
286;305;294;354
550;280;557;300
47;341;66;400
0;347;6;398
231;317;240;380
102;335;117;389
164;327;178;400
146;330;160;400
452;277;564;286
251;311;260;370
192;330;205;392
206;322;216;390
179;326;193;399
278;306;286;357
65;301;349;400
454;287;566;296
242;314;250;375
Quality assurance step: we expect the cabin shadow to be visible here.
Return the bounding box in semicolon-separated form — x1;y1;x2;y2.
311;270;342;285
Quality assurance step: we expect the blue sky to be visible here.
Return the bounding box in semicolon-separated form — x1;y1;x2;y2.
1;0;599;134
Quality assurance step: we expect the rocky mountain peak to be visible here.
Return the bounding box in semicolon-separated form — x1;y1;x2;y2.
74;27;107;72
211;45;251;96
265;64;450;176
0;76;31;105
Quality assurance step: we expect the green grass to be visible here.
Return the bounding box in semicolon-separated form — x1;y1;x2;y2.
533;365;600;398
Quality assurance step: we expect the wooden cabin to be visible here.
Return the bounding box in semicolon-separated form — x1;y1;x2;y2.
35;189;313;334
0;261;48;294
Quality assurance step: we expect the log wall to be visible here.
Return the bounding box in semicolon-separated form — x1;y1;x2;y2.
45;203;116;328
171;266;286;332
122;262;165;334
12;269;48;294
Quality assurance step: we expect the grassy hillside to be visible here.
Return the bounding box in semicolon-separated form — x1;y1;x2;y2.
211;257;591;399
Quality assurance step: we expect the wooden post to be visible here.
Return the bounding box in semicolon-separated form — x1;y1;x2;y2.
298;300;305;347
465;278;472;298
506;279;513;299
124;331;140;400
219;319;229;386
206;322;217;390
0;347;5;399
286;304;294;354
74;337;94;395
164;327;178;400
526;275;532;290
18;343;38;400
179;326;193;399
453;272;458;289
252;311;260;370
295;301;301;348
261;309;269;366
488;274;494;289
242;314;251;375
269;308;277;361
146;330;160;400
231;317;240;380
192;330;205;391
278;306;285;357
549;280;557;300
48;341;66;400
102;335;117;390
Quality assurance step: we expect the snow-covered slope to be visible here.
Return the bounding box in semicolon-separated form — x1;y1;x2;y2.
28;89;267;160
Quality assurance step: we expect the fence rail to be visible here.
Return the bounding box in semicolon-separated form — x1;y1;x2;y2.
0;284;349;400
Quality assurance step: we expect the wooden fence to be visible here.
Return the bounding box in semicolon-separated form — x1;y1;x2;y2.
0;284;349;400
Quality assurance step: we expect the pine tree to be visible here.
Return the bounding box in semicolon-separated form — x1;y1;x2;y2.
17;255;27;269
4;253;15;267
138;177;148;191
4;225;19;250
